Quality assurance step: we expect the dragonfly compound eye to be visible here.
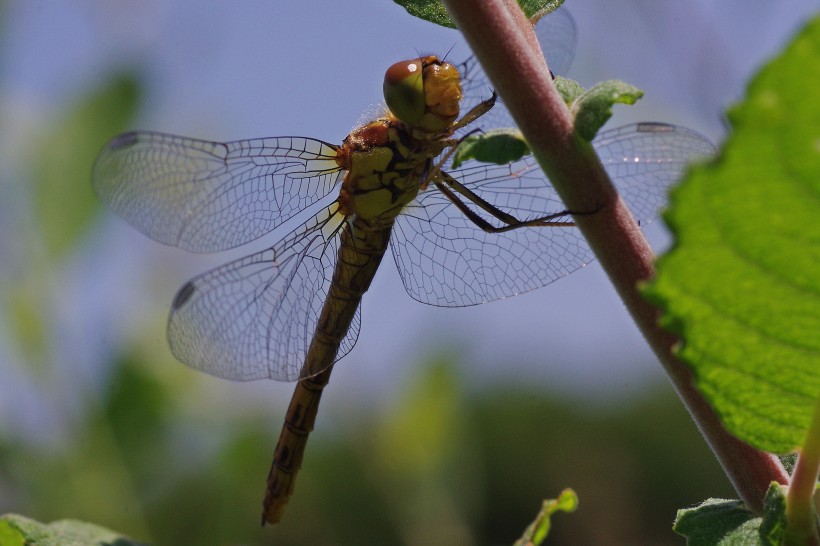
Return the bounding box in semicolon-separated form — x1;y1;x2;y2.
384;56;463;133
384;59;425;125
383;58;426;126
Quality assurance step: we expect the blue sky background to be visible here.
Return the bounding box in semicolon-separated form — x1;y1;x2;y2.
0;0;817;443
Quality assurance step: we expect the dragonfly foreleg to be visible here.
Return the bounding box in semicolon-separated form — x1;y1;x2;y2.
435;171;584;233
420;128;481;191
451;91;497;133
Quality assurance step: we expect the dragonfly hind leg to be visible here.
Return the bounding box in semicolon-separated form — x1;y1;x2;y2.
435;171;601;234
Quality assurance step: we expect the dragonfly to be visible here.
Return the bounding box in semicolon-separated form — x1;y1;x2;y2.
91;8;714;525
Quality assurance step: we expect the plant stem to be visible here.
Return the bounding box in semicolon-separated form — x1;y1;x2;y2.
442;0;789;514
785;397;820;545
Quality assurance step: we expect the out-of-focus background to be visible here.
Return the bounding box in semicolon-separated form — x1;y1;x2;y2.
0;1;815;544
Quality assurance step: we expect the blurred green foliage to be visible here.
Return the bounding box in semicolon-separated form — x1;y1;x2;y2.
0;349;735;545
4;74;140;375
34;76;139;257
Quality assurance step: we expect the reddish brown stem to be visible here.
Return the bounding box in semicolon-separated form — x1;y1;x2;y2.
443;0;789;514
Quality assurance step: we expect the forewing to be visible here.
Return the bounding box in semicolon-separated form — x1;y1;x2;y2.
167;203;358;381
92;131;342;253
392;123;715;307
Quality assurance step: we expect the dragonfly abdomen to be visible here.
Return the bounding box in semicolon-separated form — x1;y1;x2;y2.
263;367;329;524
263;219;393;524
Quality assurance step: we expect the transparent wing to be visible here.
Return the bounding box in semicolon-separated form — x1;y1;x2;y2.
594;123;717;224
392;123;715;307
456;5;576;135
533;6;577;77
92;131;343;253
167;203;360;381
393;156;587;306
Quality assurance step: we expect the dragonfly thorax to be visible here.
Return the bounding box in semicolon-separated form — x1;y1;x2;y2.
383;55;462;134
336;117;446;224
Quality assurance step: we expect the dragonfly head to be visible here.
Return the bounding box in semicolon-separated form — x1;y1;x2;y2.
383;55;462;133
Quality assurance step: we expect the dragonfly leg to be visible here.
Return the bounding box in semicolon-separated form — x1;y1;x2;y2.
421;132;473;190
435;171;600;233
420;125;487;191
451;92;497;133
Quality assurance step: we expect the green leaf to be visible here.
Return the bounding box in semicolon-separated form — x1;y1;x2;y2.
554;75;585;105
34;75;140;256
759;484;789;546
391;0;453;28
0;514;144;546
674;485;793;546
508;0;566;24
0;518;26;546
642;16;820;453
570;80;643;141
514;489;578;546
451;128;530;169
673;498;762;545
392;0;564;29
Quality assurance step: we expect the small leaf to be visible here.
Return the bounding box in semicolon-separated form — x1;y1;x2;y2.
673;485;796;546
514;489;578;546
392;0;453;29
393;0;564;29
554;75;585;104
451;128;530;168
571;80;643;141
34;74;140;256
0;518;25;546
759;484;788;546
518;0;565;24
0;514;144;546
673;498;762;545
642;16;820;454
